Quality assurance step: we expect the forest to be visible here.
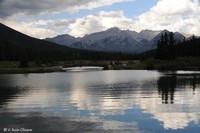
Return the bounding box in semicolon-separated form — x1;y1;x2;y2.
156;32;200;59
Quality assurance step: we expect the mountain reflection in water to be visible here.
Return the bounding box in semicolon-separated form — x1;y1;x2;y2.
0;71;200;133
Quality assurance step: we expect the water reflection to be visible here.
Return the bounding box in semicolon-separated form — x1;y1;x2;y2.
0;75;28;107
158;76;176;104
158;75;200;105
0;71;200;132
0;87;20;107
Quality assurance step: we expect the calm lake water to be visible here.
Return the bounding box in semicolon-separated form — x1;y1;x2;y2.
0;70;200;133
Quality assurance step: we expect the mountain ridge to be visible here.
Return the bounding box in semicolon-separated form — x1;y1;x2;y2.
46;27;187;54
0;23;134;61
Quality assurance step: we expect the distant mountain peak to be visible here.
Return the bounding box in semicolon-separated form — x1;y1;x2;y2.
107;27;121;31
46;28;188;54
140;29;159;33
161;29;171;33
138;29;161;41
52;34;76;39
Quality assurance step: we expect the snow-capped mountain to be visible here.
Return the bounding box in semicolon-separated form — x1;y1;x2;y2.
46;28;186;54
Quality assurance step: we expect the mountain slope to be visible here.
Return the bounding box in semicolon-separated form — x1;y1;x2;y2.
138;30;161;41
0;23;81;61
47;28;186;54
0;23;133;61
150;30;186;49
77;28;144;53
46;34;79;47
47;28;160;54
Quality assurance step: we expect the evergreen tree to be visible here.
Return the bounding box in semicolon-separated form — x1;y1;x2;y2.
164;32;169;46
169;32;175;58
156;32;179;59
169;32;175;46
156;33;200;59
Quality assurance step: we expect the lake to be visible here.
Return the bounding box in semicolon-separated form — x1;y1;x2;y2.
0;70;200;133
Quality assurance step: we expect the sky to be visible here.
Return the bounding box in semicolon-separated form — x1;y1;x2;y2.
0;0;199;39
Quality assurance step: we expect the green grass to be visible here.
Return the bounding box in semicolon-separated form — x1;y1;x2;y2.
0;61;61;74
0;67;61;74
142;57;200;70
0;61;19;68
1;57;200;74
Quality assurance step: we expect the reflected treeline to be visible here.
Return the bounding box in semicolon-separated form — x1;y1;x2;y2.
0;86;21;106
0;86;31;108
0;76;23;106
157;75;200;104
158;76;176;104
0;80;28;107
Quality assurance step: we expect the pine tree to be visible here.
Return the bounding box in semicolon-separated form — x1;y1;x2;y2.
169;32;175;58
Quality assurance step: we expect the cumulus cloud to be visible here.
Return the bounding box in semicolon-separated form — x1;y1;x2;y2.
59;0;200;37
68;0;200;37
0;0;132;18
0;19;57;38
1;10;134;38
67;11;134;37
1;0;199;38
132;0;200;35
66;0;200;37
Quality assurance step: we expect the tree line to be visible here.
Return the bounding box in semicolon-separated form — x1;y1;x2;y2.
0;41;135;62
156;32;200;59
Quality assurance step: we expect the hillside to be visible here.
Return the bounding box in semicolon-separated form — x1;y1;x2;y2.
0;23;134;62
47;28;186;54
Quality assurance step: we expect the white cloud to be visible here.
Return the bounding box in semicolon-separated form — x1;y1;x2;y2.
1;10;134;38
64;0;200;37
132;0;200;35
1;0;200;38
0;0;132;18
1;19;57;39
67;11;134;37
67;0;133;13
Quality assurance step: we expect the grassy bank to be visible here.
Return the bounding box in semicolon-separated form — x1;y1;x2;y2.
143;57;200;71
0;57;200;74
61;57;200;70
0;62;61;74
0;67;61;74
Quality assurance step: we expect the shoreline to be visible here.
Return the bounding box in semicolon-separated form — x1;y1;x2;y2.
0;67;200;75
1;57;200;74
0;66;62;74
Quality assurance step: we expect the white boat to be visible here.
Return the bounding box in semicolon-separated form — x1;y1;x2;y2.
62;66;104;72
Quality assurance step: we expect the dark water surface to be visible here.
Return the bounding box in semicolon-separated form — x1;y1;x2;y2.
0;70;200;133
